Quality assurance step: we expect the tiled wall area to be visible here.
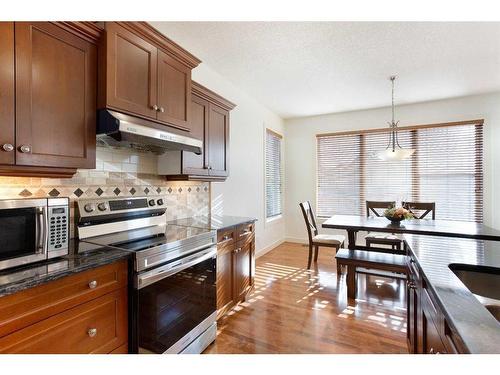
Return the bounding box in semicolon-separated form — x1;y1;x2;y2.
0;146;210;237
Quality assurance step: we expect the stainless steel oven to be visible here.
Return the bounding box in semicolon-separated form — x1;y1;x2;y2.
0;197;69;271
134;245;217;354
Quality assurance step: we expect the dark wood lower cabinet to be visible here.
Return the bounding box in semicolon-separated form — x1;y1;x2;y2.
406;246;465;354
216;222;256;319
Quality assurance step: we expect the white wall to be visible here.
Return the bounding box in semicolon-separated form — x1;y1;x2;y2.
285;92;500;243
191;64;286;256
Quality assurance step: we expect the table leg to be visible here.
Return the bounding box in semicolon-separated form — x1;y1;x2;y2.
346;265;356;300
347;230;357;250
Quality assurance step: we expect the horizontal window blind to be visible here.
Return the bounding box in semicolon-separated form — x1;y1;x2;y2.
266;129;283;219
317;121;483;222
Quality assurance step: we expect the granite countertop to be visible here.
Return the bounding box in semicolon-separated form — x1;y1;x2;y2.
167;215;257;231
404;234;500;353
0;240;131;298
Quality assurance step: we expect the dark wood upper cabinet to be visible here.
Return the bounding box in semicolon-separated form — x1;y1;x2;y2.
15;22;97;170
159;81;235;181
99;22;200;132
0;22;15;166
207;105;230;177
182;94;209;176
0;22;100;177
104;22;158;120
157;50;192;130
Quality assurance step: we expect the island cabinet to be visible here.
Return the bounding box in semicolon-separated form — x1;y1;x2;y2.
216;222;256;319
406;249;464;354
0;21;100;177
158;81;236;181
99;22;201;132
0;260;128;354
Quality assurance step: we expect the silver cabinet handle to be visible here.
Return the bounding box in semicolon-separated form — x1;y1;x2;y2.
87;328;97;338
159;107;165;113
2;143;14;152
234;248;241;254
88;280;97;289
152;105;159;111
19;145;31;153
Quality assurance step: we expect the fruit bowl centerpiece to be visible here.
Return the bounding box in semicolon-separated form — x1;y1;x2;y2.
383;205;414;224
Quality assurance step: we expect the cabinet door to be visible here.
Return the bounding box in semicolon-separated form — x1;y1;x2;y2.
421;289;447;354
182;94;208;175
216;242;235;317
407;283;418;353
157;50;191;130
105;22;158;119
234;239;253;302
207;104;229;177
15;22;96;169
0;22;15;166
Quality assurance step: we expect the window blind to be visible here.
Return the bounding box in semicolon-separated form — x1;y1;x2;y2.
266;129;283;219
316;120;483;222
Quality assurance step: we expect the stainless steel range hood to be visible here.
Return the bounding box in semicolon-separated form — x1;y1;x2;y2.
97;109;202;155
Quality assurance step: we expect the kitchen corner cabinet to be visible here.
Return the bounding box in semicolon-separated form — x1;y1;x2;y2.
159;81;236;181
99;22;200;132
406;248;464;354
0;261;128;354
0;21;99;177
216;222;255;319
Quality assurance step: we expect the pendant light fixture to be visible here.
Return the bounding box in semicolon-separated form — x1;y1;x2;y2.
376;76;415;161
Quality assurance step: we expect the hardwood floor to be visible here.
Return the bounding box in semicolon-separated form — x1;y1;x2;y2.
204;242;408;354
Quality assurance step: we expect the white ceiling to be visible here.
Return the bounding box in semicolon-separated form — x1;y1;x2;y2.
150;22;500;119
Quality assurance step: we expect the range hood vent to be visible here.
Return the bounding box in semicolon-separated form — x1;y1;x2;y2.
97;109;202;155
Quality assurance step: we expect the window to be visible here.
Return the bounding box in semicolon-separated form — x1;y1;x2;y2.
316;120;483;222
266;129;283;219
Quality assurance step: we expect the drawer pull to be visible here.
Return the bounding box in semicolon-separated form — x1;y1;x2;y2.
223;235;231;241
87;328;97;338
240;229;251;237
88;280;98;289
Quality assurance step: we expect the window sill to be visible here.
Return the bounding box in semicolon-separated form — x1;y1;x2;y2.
266;214;283;224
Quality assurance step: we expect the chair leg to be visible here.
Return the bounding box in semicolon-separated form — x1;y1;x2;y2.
307;243;313;269
314;245;319;262
366;239;371;248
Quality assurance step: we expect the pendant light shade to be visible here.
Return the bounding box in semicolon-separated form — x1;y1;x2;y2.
376;76;415;161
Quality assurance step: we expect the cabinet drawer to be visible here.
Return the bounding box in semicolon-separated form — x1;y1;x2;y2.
0;288;127;353
237;222;255;241
217;227;236;246
0;260;128;337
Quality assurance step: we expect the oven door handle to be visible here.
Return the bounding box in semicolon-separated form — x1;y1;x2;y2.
136;246;217;289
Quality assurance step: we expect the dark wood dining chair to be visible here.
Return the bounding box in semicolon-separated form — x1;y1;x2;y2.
364;200;403;251
299;201;345;272
402;201;436;219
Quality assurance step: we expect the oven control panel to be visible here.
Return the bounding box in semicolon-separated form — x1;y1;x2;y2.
48;203;69;252
77;195;168;218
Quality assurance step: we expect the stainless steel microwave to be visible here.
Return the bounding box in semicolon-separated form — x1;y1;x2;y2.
0;197;69;271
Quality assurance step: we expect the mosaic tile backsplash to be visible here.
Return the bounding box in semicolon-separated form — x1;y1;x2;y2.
0;146;210;237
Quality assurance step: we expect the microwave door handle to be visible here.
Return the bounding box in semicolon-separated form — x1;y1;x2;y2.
36;207;47;254
137;247;217;289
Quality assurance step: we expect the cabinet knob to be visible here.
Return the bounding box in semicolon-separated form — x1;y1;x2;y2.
88;280;98;289
234;248;241;254
152;105;159;111
2;143;14;152
19;145;31;153
87;328;97;338
159;107;165;113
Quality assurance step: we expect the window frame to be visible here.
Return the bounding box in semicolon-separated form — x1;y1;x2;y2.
264;127;284;222
315;119;484;222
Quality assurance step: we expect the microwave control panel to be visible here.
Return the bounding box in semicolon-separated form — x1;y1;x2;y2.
48;205;69;252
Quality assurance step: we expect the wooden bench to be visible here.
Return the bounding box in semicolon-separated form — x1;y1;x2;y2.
336;249;408;299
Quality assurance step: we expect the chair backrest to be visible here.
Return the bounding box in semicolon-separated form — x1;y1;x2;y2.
299;201;318;242
402;201;436;220
366;201;396;218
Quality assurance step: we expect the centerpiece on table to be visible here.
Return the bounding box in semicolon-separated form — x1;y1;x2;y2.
383;204;414;224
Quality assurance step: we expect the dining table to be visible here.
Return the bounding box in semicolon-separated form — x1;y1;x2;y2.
321;214;500;249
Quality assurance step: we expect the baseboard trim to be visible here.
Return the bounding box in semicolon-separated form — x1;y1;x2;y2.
256;238;286;258
284;237;308;244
